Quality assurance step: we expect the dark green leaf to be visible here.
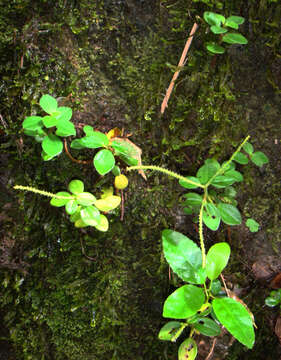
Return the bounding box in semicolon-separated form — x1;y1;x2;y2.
183;206;193;215
203;203;221;231
210;25;228;34
233;152;248;164
204;12;225;26
179;176;201;189
158;321;183;341
224;170;243;182
226;16;245;25
224;186;237;198
217;203;242;225
206;242;230;280
194;318;221;336
211;279;222;295
94;149;115;175
68;180;84;194
162;230;206;284
119;154;138;166
243;142;254;155
39;94;58;114
197;159;220;184
184;193;203;206
178;338;197;360
246;218;260;232
213;297;255;348
251;151;269;166
42;134;63;157
50;192;73;207
206;42;225;54
211;175;236;188
222;33;248;44
163;285;205;319
80;206;101;226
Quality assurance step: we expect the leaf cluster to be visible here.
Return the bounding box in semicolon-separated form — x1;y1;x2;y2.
265;289;281;308
203;12;248;54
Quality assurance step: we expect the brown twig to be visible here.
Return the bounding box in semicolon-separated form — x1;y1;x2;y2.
220;274;230;297
205;337;217;360
120;190;125;221
63;139;92;164
80;238;96;261
161;23;198;114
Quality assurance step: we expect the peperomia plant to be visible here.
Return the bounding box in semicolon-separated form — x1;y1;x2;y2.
203;12;248;54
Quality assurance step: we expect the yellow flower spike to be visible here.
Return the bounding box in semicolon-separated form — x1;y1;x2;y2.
114;174;129;190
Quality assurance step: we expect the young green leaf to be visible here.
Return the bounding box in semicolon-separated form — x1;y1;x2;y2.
65;199;78;215
204;12;225;26
55;121;76;137
265;296;280;307
80;206;101;226
95;214;109;232
68;180;84;194
206;242;231;280
70;139;85;149
39;94;58;114
162;230;206;284
179;176;201;189
217;203;242;225
76;192;96;206
94;195;121;212
163;285;205;319
243;142;254;155
233;152;248;164
226;16;245;25
211;175;236;188
203;203;221;231
251;151;269;167
83;125;95;136
178;338;197;360
158;321;183;341
42;134;63;157
94;149;115;175
210;25;228;34
222;33;248;44
196;159;220;184
23;116;43;130
55;107;72;123
42;115;57;128
194;318;221;337
211;279;222;295
246;218;260;232
70;208;81;223
224;19;238;29
224;169;243;182
50;192;73;207
213;297;255;348
206;42;225;54
80;132;109;149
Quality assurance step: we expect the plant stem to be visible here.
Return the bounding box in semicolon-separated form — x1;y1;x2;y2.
126;165;205;188
199;196;207;268
14;185;74;199
171;323;188;343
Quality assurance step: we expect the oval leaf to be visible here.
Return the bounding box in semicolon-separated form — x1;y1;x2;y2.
158;321;183;341
206;242;230;280
55;106;72;123
179;176;201;189
204;12;225;26
68;180;84;195
23;116;43;130
217;203;241;225
80;132;109;148
233;152;248;164
178;338;197;360
95;214;109;232
251;151;269;167
94;149;115;175
194;318;221;337
210;25;228;34
55;121;76;137
163;285;205;319
80;206;101;226
65;200;78;215
222;33;248;44
42;134;63;157
50;192;73;207
226;16;245;25
94;195;121;212
203;203;221;231
206;42;225;54
213;297;255;348
39;94;58;114
184;193;203;206
76;192;96;206
162;230;206;284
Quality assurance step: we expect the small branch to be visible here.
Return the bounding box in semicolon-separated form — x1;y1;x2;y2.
80;238;96;261
63;139;92;165
206;337;217;360
14;185;75;199
220;274;230;297
161;23;198;114
120;190;125;221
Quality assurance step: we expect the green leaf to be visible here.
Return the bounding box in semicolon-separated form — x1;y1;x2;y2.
183;193;203;206
196;159;220;185
42;134;63;157
94;195;121;212
179;176;201;189
217;203;242;225
41;151;55;161
211;175;236;188
206;242;231;280
222;33;248;44
23;116;43;130
233;152;249;164
65;200;78;215
210;25;228;34
204;12;225;26
119;154;138;166
224;20;238;29
158;321;183;341
112;165;121;176
80;206;101;226
251;151;269;167
68;180;84;194
194;318;221;336
183;207;193;215
95;214;109;232
203;203;221;231
211;279;222;295
55;106;72;123
163;285;205;319
224;169;243;182
42;115;57;128
83;125;95;136
76;192;96;206
224;186;237;198
55;121;76;137
226;16;245;25
74;219;88;228
243;142;254;155
70;208;81;223
206;42;225;54
39;94;58;114
265;297;280;307
70;139;85;149
80;132;109;148
178;338;197;360
162;230;206;284
50;192;73;207
246;218;260;232
213;297;255;348
94;149;115;175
